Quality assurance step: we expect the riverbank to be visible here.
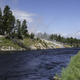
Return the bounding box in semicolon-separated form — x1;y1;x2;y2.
59;51;80;80
0;37;71;51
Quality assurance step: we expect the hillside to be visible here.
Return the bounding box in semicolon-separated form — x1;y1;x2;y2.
0;36;71;51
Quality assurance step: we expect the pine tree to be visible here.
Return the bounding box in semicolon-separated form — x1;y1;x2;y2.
0;8;3;34
16;19;22;39
58;34;61;41
50;34;54;40
3;5;15;34
22;19;28;37
30;33;34;39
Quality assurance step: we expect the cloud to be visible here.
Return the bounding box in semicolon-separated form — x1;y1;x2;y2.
56;30;80;39
0;0;37;23
71;30;80;39
12;9;37;23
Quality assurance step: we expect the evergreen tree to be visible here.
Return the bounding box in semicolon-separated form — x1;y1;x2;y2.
70;37;73;45
30;33;34;39
3;5;15;34
0;8;3;34
22;19;28;37
16;19;22;39
58;34;61;41
50;34;54;40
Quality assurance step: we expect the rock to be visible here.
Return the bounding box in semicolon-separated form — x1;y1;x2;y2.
29;45;37;50
39;43;46;49
53;76;61;80
0;35;4;38
0;46;22;51
53;76;58;80
34;44;41;50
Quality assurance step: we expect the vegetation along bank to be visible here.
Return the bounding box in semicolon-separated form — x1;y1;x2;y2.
60;51;80;80
0;5;80;51
0;5;72;51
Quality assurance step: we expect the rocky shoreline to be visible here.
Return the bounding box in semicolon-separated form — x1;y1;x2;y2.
0;46;24;51
0;35;71;51
0;44;58;51
0;43;70;51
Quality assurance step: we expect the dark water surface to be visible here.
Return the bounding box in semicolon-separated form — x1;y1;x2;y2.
0;48;80;80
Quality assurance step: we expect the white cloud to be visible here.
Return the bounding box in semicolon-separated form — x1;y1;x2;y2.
12;9;37;23
57;30;80;39
62;33;67;36
72;30;80;39
76;31;80;35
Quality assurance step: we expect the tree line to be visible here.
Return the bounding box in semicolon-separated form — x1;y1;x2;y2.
37;32;80;47
0;5;34;39
49;34;80;46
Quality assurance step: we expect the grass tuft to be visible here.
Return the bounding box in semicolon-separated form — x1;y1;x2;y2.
61;51;80;80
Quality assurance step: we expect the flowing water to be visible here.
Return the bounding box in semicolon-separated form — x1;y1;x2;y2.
0;48;80;80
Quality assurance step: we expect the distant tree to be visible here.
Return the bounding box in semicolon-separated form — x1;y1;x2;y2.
37;32;43;38
70;37;73;44
50;34;54;40
73;38;77;44
21;19;28;37
30;33;34;39
3;5;15;34
61;37;66;43
66;37;70;43
58;34;61;41
52;34;58;40
56;34;61;41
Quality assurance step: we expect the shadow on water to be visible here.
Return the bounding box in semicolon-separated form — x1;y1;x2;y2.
0;48;80;80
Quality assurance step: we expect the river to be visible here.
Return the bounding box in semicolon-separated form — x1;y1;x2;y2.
0;48;80;80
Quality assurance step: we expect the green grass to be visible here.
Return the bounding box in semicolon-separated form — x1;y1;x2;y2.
0;38;21;49
22;38;40;46
60;51;80;80
0;37;48;50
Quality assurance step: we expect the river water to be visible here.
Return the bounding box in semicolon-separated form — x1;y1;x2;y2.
0;48;80;80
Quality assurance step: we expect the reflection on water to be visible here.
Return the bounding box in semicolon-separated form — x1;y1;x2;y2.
0;48;79;80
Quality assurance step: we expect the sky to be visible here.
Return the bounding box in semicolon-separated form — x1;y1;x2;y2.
0;0;80;39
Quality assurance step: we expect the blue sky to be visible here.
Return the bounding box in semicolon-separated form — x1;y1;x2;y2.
0;0;80;38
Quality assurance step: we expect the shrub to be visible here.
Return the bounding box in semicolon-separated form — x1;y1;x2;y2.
37;37;40;41
39;39;42;43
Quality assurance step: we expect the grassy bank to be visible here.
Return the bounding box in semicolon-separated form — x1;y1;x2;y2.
22;38;40;46
0;37;47;50
60;51;80;80
0;37;71;51
0;38;21;49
